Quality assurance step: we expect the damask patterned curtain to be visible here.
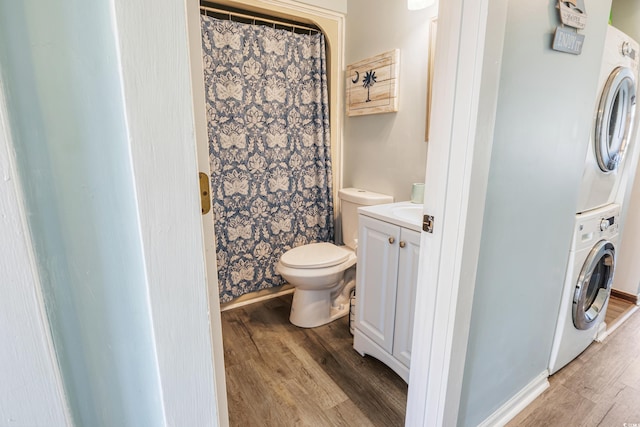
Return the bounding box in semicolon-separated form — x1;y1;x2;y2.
201;16;334;302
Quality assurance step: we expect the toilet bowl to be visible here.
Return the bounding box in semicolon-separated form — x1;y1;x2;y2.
277;242;357;328
276;188;393;328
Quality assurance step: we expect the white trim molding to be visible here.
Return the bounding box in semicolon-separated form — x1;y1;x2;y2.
477;371;549;427
185;0;230;423
405;0;508;425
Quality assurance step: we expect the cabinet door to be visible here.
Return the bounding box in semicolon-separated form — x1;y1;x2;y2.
392;228;421;367
355;215;400;353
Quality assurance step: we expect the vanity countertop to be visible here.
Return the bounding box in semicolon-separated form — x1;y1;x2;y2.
358;201;423;232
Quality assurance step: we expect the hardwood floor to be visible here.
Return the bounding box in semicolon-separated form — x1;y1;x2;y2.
605;295;637;330
220;295;408;427
508;307;640;426
221;294;639;426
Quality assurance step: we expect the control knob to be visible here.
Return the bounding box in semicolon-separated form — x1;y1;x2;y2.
622;41;636;59
600;219;610;231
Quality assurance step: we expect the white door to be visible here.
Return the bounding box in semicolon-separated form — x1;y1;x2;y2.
185;2;230;422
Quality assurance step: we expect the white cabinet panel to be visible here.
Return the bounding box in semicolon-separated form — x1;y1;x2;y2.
393;228;421;367
355;215;400;353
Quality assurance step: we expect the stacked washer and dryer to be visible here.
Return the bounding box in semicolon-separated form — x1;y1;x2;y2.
549;25;639;375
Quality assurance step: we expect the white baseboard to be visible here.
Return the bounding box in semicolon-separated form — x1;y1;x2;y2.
220;285;295;312
477;370;549;427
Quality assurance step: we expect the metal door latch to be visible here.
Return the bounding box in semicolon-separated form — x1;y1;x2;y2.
423;214;434;233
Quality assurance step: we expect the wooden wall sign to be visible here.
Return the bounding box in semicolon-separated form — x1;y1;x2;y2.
346;49;400;117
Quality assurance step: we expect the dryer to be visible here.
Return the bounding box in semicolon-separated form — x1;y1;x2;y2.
576;26;639;214
549;204;620;375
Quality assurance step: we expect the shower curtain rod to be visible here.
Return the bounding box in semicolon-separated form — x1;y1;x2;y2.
199;5;320;33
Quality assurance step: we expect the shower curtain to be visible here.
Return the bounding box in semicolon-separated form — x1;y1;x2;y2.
201;15;334;302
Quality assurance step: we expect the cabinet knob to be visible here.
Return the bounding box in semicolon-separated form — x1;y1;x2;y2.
388;237;395;244
399;241;406;248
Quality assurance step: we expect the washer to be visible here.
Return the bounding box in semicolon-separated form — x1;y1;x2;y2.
576;26;639;214
549;204;620;375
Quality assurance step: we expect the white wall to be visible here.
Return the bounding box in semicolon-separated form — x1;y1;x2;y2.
0;1;165;425
343;0;434;201
457;1;613;425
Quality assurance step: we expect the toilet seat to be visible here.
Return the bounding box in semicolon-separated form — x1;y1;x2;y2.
280;242;351;269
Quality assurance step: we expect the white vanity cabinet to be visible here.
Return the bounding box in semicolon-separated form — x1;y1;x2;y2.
353;203;422;383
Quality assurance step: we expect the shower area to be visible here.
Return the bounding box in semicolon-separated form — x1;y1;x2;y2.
199;3;335;303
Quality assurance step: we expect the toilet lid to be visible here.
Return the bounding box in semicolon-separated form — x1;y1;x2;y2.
280;243;352;269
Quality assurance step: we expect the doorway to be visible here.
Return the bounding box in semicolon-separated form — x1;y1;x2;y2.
184;0;500;425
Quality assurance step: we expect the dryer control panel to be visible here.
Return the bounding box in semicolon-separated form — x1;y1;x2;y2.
574;204;620;252
599;215;616;231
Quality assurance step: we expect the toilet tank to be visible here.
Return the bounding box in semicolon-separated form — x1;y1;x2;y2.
339;188;393;250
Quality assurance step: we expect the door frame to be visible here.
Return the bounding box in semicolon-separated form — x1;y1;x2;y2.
185;1;229;423
406;0;507;424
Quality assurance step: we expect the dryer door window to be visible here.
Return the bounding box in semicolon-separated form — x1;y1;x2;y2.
573;240;615;330
595;66;637;172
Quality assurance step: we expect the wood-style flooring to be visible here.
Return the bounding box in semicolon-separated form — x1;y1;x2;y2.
221;294;639;427
508;304;640;426
605;295;637;329
220;295;408;427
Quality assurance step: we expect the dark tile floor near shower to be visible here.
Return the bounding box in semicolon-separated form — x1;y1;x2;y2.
220;295;408;427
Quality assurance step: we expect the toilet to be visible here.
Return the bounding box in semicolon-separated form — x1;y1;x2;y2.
277;188;393;328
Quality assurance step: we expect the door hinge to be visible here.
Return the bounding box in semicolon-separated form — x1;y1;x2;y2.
423;214;434;233
199;172;211;215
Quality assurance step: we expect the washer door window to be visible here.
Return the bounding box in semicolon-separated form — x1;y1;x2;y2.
573;240;615;330
595;66;637;172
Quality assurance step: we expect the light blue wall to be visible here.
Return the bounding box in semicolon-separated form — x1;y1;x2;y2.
458;1;612;425
0;2;164;426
